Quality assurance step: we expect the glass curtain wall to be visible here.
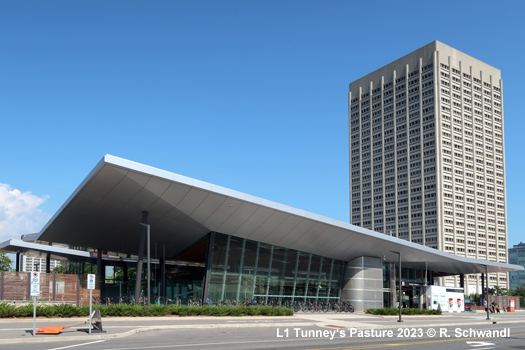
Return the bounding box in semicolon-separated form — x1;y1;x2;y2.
207;232;344;303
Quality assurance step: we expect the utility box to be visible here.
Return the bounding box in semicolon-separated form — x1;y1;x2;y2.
426;285;464;312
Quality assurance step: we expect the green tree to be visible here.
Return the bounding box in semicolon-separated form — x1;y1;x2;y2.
510;286;525;298
51;260;67;274
493;285;508;296
0;251;13;271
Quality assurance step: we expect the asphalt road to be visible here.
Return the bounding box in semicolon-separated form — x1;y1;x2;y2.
5;321;525;350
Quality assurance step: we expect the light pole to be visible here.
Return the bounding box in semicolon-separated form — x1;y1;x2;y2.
390;250;403;322
140;223;151;307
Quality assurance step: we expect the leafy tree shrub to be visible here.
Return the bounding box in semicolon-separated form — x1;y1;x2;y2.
0;303;294;318
366;307;441;315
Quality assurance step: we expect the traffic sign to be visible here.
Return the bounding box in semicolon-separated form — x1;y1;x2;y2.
87;274;96;290
31;272;40;284
30;283;40;297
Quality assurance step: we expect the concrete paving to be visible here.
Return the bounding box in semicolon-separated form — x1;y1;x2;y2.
0;310;522;345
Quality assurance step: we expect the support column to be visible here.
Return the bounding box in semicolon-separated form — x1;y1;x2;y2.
481;273;485;306
0;271;4;300
76;275;80;307
97;249;104;299
134;211;148;303
201;232;215;303
52;273;57;301
160;257;166;300
161;245;166;300
26;272;31;300
15;253;20;272
459;274;465;289
46;253;51;273
341;256;383;313
389;263;396;308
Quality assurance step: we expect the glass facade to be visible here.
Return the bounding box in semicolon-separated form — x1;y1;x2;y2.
207;233;344;303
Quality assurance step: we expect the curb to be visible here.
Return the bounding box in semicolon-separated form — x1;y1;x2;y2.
315;319;525;330
0;315;523;345
0;322;316;345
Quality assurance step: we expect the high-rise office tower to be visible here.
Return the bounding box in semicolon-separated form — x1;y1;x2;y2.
21;255;61;273
508;242;525;289
349;41;508;292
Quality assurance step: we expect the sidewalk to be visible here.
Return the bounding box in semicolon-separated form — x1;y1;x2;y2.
0;310;523;345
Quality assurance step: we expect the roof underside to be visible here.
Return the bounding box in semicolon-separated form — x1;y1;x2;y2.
34;155;522;276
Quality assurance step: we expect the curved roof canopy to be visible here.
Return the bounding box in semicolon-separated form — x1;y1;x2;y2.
35;155;522;276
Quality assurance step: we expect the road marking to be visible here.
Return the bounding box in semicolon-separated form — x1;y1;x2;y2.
45;340;106;350
93;333;521;350
97;338;323;350
301;334;525;350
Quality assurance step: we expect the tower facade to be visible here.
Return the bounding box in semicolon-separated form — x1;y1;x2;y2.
509;242;525;290
349;41;508;291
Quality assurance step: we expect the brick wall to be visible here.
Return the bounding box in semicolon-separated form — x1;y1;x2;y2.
0;271;99;306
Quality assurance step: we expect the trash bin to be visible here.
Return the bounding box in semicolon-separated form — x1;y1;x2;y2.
464;298;471;312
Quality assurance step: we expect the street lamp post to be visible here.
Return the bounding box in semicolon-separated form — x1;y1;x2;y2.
390;250;403;323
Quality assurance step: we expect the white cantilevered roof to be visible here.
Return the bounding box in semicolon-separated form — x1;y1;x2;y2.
0;239;91;262
35;155;522;276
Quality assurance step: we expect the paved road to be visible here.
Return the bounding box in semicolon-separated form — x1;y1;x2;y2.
0;311;523;349
4;323;525;350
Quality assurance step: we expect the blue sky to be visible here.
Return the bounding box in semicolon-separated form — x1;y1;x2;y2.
0;1;524;249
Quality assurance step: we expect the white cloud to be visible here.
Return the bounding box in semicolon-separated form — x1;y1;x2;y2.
0;184;50;242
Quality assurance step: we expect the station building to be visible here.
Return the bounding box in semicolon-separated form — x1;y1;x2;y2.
1;155;521;311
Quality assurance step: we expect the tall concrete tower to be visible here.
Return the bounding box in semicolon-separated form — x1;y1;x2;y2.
349;41;508;291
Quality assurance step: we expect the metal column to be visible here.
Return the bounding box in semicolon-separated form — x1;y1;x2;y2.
201;232;215;303
97;249;104;299
160;257;166;300
134;211;148;304
45;253;51;273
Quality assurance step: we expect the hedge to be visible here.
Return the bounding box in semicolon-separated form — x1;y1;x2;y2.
366;307;442;315
0;303;293;318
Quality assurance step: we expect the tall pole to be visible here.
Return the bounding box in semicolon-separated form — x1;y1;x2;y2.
140;223;151;307
485;264;489;320
479;264;490;321
89;289;92;335
135;211;148;304
32;296;36;335
147;224;150;307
